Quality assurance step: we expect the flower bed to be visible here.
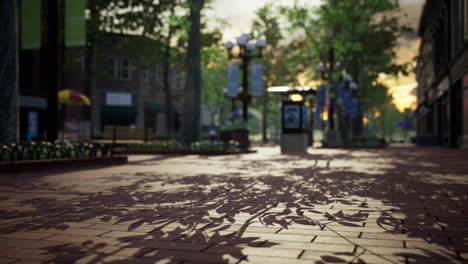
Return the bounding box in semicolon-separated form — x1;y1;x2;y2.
127;141;251;155
0;141;110;162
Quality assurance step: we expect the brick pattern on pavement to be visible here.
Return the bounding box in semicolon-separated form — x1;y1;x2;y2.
0;147;467;263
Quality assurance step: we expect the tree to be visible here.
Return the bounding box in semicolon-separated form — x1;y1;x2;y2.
84;0;187;134
251;5;283;143
179;0;205;145
280;0;411;145
87;0;221;135
0;0;19;144
201;44;228;126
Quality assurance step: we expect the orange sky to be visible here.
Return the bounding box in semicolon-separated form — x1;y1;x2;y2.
386;0;424;112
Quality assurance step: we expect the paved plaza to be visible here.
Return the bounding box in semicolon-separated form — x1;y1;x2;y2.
0;147;467;264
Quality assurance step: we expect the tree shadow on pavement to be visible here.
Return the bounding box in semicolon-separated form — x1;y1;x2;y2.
0;147;466;263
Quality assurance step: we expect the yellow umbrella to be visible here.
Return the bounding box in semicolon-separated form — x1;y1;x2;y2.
58;89;91;106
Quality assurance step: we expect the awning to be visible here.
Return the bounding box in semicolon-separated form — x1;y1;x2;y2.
102;106;137;115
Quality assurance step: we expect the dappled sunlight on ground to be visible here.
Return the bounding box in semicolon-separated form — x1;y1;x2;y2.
0;146;467;263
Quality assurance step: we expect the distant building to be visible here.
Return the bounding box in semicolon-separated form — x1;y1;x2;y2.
416;0;468;147
88;33;185;136
19;32;186;141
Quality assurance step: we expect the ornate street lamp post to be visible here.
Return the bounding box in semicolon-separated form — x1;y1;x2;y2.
224;34;266;122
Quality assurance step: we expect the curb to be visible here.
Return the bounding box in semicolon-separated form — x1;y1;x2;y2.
0;156;128;174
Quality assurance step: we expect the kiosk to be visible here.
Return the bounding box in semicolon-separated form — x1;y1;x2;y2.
267;86;316;153
281;101;310;153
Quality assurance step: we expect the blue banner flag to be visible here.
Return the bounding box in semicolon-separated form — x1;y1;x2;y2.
227;64;239;98
317;85;326;109
251;64;264;96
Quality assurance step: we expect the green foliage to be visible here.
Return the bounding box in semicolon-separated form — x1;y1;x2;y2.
249;4;287;142
128;141;241;153
201;44;228;122
379;104;415;142
0;141;97;162
279;0;409;111
220;119;248;131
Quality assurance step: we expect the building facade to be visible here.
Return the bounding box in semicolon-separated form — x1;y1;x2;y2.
416;0;468;147
19;32;186;141
89;33;185;137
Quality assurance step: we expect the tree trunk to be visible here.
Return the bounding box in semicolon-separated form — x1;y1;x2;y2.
163;14;175;134
179;0;204;145
0;0;19;144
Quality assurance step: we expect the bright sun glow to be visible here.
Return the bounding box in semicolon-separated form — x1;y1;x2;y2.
378;72;417;112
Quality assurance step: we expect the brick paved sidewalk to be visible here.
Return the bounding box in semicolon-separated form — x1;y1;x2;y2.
0;147;467;264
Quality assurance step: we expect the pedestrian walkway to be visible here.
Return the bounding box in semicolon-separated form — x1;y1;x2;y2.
0;147;467;264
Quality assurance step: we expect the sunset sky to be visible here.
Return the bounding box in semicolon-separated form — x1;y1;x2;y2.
209;0;424;112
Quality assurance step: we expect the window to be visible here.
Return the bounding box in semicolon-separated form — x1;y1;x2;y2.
120;58;131;81
108;57;118;80
81;56;86;72
154;65;162;82
142;70;150;82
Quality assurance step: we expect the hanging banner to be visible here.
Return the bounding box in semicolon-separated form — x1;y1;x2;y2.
317;85;326;109
315;85;327;126
65;0;86;47
227;64;239;98
251;63;264;96
21;0;41;49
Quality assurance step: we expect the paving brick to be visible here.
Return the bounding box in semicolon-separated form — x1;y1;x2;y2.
232;232;313;242
0;231;55;240
0;258;17;264
262;240;355;253
57;243;153;257
61;222;95;228
360;246;457;258
43;234;125;246
0;238;68;250
0;248;54;261
75;253;180;264
143;249;242;264
1;147;468;264
37;227;110;236
206;245;302;258
99;230;148;238
203;224;282;234
323;225;394;233
361;232;448;242
119;240;211;252
350;254;406;263
240;255;313;264
87;223;156;233
278;228;360;238
7;260;43;264
300;250;354;262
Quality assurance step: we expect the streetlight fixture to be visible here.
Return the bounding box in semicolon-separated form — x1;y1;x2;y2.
225;34;266;122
